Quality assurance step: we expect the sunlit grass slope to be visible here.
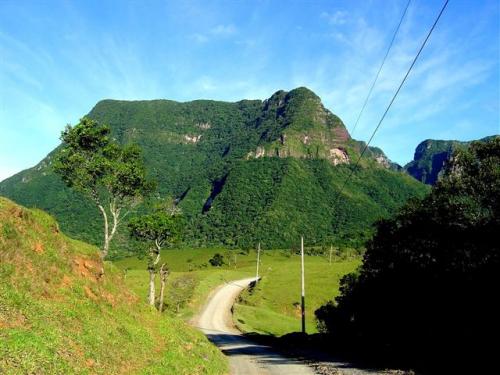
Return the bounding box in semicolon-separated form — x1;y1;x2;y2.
115;247;360;336
233;255;360;336
116;248;255;320
0;197;227;375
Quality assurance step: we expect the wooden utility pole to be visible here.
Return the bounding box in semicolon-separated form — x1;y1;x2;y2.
256;242;261;282
301;236;306;334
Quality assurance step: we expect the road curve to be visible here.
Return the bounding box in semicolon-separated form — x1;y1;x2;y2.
195;277;315;375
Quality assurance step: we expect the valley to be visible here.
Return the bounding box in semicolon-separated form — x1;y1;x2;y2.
1;1;498;373
0;197;375;374
1;115;497;374
115;247;360;336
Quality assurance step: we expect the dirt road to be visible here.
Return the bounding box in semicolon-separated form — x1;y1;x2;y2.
195;277;315;375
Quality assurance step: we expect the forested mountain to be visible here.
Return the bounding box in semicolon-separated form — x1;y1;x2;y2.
0;87;427;257
404;135;498;185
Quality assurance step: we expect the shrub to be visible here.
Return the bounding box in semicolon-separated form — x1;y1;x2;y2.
208;253;225;267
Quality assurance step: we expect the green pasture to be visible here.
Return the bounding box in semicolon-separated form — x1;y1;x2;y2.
114;247;361;336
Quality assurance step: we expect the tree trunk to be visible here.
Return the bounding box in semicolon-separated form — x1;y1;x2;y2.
98;204;110;260
158;263;169;312
147;245;162;307
108;201;120;247
97;200;121;260
148;265;156;306
102;236;110;260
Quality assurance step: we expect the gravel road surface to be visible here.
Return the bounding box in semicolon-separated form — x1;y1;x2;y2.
195;277;315;375
194;277;412;375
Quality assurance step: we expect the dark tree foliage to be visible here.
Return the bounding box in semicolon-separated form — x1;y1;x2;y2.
128;203;182;251
208;253;225;267
316;137;500;373
185;158;426;250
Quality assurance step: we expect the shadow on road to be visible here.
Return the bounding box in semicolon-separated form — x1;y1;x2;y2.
237;331;416;374
205;332;308;367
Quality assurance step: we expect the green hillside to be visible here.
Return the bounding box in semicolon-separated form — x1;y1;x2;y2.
193;157;426;249
0;197;227;374
0;87;428;257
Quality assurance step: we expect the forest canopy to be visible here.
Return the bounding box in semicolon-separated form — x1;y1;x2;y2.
315;137;500;373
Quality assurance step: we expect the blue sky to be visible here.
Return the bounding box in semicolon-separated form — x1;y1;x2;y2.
1;0;498;181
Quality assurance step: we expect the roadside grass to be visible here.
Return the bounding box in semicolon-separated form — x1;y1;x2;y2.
233;304;300;336
115;247;360;336
0;197;228;375
234;256;360;336
116;248;256;320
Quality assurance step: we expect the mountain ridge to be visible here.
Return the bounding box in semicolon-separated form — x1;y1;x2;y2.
404;135;498;185
0;87;427;256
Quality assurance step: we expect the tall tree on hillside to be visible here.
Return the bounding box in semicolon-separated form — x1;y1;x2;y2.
128;198;182;307
53;117;155;259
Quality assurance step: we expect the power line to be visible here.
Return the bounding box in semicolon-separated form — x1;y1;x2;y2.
332;0;450;234
349;0;412;137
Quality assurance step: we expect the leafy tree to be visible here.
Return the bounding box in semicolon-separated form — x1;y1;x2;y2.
53;117;155;259
316;137;500;372
128;198;182;307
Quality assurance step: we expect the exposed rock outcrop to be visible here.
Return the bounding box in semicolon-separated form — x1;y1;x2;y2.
329;148;349;165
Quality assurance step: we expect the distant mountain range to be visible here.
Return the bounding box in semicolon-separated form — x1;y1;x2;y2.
0;88;429;256
404;136;499;185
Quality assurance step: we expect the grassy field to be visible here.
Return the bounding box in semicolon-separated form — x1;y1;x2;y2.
115;248;255;320
0;198;227;375
234;255;360;336
0;195;360;374
115;247;361;336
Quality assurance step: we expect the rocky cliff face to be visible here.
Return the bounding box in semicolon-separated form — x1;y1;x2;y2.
404;136;498;185
245;88;353;164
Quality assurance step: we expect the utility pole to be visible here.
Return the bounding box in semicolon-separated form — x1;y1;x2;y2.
256;242;261;283
329;245;333;264
301;236;306;334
